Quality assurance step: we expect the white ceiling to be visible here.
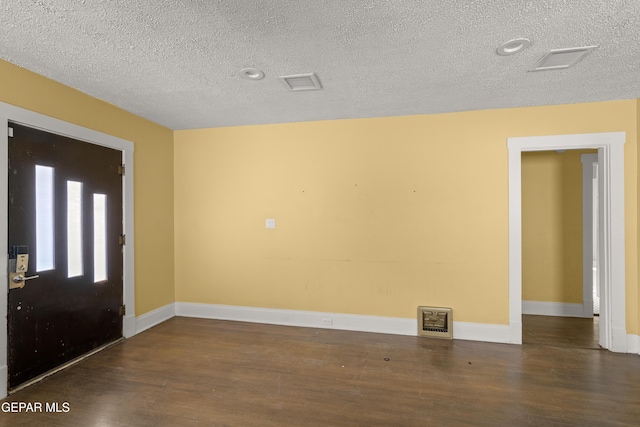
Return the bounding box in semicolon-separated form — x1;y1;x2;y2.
1;1;639;130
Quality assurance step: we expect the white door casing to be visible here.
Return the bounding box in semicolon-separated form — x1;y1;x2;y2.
508;132;626;352
581;153;598;319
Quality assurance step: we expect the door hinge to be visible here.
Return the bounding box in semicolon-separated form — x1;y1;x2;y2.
119;234;126;246
119;305;126;316
118;164;125;175
8;127;13;137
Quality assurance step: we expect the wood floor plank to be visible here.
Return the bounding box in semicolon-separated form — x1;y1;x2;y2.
1;316;638;426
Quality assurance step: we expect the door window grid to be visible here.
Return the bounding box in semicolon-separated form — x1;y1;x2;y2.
35;165;55;271
67;181;83;277
93;194;107;282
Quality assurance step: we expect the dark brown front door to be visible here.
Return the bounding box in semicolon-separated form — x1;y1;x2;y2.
7;122;124;389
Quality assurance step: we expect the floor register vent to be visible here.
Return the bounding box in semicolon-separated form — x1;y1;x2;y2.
418;306;453;339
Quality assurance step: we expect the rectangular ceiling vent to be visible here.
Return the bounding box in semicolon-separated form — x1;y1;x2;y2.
529;45;598;72
279;73;322;91
418;306;453;339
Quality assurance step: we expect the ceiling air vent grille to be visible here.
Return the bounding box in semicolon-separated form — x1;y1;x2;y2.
529;45;598;71
418;306;453;339
279;73;322;91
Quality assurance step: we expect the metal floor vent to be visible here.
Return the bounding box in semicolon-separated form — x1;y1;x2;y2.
418;306;453;339
279;73;322;91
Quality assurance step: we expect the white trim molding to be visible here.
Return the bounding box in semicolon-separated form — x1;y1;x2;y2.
0;365;6;398
627;334;639;355
0;101;135;399
175;302;511;343
581;153;599;319
176;302;416;335
508;132;626;352
136;303;176;334
453;321;511;343
522;301;585;318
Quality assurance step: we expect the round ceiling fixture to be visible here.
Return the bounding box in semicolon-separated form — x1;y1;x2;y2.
496;38;532;56
239;68;265;80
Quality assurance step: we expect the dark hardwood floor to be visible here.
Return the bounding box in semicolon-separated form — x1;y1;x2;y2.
523;314;600;348
1;316;638;426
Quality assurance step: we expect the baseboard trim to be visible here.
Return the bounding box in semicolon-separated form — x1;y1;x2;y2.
454;321;511;343
135;303;176;335
175;302;415;335
123;314;136;339
626;334;639;355
175;302;511;344
522;301;585;318
509;320;523;344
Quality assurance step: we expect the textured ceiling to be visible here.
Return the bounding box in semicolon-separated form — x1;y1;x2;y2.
1;1;639;130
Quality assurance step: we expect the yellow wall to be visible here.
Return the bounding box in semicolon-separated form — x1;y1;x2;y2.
174;100;638;331
0;59;175;315
2;57;638;335
521;150;595;304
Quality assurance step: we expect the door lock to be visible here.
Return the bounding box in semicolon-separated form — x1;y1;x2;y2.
12;274;40;285
8;247;40;289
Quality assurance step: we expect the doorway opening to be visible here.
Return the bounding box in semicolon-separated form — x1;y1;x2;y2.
507;132;626;352
520;149;599;349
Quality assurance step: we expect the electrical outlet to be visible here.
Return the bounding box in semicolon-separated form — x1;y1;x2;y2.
322;318;333;326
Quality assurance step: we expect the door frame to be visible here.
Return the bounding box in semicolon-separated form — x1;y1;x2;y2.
0;101;136;398
508;132;626;352
581;153;598;318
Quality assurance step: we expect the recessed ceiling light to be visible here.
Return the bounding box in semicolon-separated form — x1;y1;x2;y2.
239;68;265;80
496;38;532;56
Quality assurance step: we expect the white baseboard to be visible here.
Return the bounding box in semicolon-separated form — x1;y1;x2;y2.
522;301;585;317
175;302;511;344
175;302;415;335
611;327;628;353
123;314;137;339
135;303;176;335
509;320;523;345
626;334;639;355
454;321;511;343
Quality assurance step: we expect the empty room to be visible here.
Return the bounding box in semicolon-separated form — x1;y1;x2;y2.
0;1;639;426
